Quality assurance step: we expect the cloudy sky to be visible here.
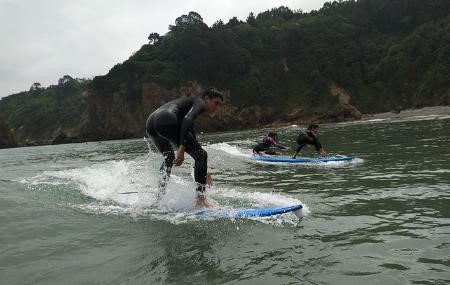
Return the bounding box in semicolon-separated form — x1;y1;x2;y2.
0;0;328;98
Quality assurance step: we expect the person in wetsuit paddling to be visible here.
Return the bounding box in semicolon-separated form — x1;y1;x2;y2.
253;132;286;155
292;124;325;158
145;88;224;208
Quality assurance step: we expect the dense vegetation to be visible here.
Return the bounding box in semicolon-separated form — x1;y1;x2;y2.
0;76;89;145
0;116;16;148
93;0;450;112
1;0;449;146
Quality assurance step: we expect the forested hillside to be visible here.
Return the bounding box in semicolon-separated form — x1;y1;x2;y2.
1;0;449;147
0;117;16;148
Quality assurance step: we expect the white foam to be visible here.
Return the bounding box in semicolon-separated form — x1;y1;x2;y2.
23;158;308;225
206;142;252;157
363;118;388;123
349;113;450;126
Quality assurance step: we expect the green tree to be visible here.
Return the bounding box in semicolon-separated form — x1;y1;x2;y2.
148;32;162;45
29;82;42;91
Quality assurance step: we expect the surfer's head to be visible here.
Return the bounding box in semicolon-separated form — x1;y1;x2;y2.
268;132;279;141
203;87;224;101
203;87;224;114
307;124;319;133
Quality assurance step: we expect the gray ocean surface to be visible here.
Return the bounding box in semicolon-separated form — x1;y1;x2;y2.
1;110;449;285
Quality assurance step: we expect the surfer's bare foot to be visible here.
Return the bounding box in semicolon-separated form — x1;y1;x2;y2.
196;193;211;208
195;193;222;209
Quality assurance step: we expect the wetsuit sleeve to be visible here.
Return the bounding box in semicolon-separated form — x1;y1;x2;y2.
266;137;286;149
179;98;206;145
306;130;322;151
313;137;322;151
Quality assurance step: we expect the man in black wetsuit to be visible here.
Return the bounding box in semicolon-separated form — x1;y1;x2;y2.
292;124;325;158
146;87;224;208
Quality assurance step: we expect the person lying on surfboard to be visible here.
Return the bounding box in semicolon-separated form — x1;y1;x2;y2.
145;87;224;208
253;132;287;155
292;124;325;158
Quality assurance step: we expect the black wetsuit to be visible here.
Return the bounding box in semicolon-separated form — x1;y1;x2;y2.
146;96;207;193
295;130;322;153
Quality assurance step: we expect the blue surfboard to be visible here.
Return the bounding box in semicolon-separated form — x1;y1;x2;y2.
195;204;303;218
252;155;353;163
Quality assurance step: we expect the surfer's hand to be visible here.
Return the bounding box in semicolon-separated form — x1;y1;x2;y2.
206;173;213;186
173;157;183;166
173;145;185;166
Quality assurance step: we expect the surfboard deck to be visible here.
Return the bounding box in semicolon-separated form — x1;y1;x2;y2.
195;204;303;218
251;155;353;163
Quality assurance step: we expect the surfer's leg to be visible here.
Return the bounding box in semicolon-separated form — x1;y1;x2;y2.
292;144;305;158
159;149;175;193
147;111;180;192
149;135;174;203
253;145;267;155
187;149;207;190
146;117;175;204
184;134;207;191
293;136;308;158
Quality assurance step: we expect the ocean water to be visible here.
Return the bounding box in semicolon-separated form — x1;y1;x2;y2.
1;111;449;285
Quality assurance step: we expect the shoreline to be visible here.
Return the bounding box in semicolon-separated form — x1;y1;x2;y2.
260;105;450;129
359;105;450;120
2;105;450;149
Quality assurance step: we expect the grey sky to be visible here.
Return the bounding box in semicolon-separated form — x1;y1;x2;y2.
0;0;328;98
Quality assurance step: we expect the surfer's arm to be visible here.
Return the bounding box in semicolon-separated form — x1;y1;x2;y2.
313;135;322;151
179;98;205;145
267;137;286;149
175;99;205;166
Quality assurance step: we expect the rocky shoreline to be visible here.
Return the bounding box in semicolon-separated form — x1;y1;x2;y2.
360;106;450;121
258;105;450;130
1;105;449;149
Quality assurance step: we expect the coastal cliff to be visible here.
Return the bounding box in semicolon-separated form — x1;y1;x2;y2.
0;0;448;147
0;118;16;148
0;119;17;148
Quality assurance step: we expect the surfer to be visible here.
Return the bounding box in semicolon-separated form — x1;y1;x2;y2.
292;124;325;158
253;132;286;155
145;87;224;208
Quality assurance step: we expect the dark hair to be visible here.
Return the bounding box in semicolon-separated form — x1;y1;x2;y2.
203;87;224;101
267;132;279;142
307;124;319;130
